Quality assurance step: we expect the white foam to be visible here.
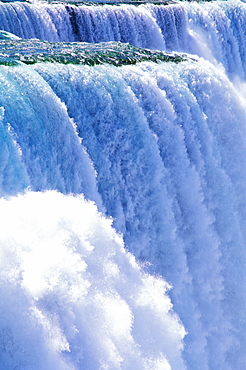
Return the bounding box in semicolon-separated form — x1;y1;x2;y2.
0;191;185;369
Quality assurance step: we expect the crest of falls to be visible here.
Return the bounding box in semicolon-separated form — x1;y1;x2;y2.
0;1;245;369
1;0;246;77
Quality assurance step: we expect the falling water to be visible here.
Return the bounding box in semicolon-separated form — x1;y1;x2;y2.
0;1;245;369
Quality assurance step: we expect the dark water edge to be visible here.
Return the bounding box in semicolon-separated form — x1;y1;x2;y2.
0;39;191;66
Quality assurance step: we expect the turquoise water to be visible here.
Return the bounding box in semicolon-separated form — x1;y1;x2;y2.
0;37;187;65
0;1;244;369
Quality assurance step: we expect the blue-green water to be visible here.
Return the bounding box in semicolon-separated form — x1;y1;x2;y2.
0;1;244;369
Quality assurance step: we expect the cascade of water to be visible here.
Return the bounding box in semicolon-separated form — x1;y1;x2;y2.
0;106;29;196
34;58;246;369
0;0;244;369
0;64;102;206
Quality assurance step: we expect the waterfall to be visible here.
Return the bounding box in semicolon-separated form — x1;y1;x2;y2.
1;1;246;76
0;1;245;369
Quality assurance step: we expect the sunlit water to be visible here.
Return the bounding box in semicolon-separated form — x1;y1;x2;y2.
0;1;245;369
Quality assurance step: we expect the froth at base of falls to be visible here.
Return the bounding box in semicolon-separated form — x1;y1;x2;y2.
0;190;185;370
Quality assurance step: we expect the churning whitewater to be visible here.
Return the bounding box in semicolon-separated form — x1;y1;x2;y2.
0;1;245;369
0;191;185;370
